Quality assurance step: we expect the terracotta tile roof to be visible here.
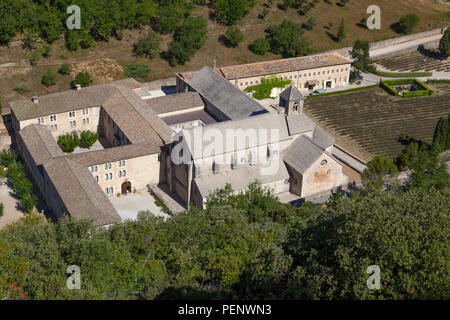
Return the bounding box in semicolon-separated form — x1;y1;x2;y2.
44;157;121;226
219;53;352;80
145;92;204;115
66;143;161;167
18;124;64;166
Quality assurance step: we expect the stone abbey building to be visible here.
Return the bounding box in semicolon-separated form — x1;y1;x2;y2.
9;57;351;226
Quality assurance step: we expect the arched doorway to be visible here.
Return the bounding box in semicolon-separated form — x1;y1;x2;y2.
121;181;131;194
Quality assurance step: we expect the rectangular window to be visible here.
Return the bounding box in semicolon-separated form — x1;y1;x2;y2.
95;176;98;182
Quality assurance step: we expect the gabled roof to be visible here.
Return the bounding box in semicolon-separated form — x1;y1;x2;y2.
19;124;64;166
285;113;316;136
282;135;325;174
280;85;305;102
145;91;204;115
188;67;267;120
44;158;121;226
312;125;335;149
219;53;352;80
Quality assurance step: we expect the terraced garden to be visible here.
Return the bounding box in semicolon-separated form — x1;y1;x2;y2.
304;84;450;160
374;48;450;73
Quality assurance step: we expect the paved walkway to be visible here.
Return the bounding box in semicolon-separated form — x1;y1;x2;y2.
109;189;170;221
369;34;443;58
0;179;24;229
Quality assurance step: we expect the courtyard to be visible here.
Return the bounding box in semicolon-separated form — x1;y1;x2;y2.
0;179;24;229
108;189;170;221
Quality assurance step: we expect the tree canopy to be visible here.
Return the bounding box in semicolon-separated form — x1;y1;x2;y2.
267;19;313;58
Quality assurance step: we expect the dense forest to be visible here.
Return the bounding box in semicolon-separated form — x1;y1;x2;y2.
0;0;256;45
0;137;449;300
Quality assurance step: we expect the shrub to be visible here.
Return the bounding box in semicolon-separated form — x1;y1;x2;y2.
223;27;244;47
244;76;291;100
380;79;433;97
41;70;57;87
125;62;151;79
58;63;71;75
214;0;256;25
397;14;419;34
14;86;30;94
80;131;99;149
439;27;450;58
250;38;270;55
58;133;80;153
72;72;92;88
0;203;3;217
302;17;317;30
432;115;450;153
133;31;161;59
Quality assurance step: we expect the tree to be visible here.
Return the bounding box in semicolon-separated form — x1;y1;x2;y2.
250;37;270;55
154;0;193;34
72;72;92;88
214;0;256;25
397;14;419;34
58;63;71;75
167;16;208;65
350;40;376;75
80;131;99;149
439;28;450;59
336;19;346;42
223;27;244;47
361;155;399;192
284;187;450;299
432;115;450;153
125;62;151;79
133;31;161;59
396;141;420;170
41;69;57;87
58;133;80;153
267;19;313;58
0;203;3;218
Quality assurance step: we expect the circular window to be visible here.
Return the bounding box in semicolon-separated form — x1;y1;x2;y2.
321;159;328;166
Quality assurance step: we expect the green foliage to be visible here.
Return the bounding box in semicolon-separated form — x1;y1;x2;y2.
58;133;80;153
336;19;346;42
267;19;313;58
250;37;270;55
432;115;450;153
214;0;256;25
72;72;92;88
41;69;57;87
361;155;399;192
167;16;208;66
439;27;450;58
223;27;244;48
14;86;30;94
80;131;99;149
125;62;151;79
0;150;37;213
244;77;291;100
58;63;71;75
285;187;449;299
396;141;420;170
0;203;3;218
154;0;193;34
397;14;419;34
350;40;375;75
375;71;432;78
133;31;161;59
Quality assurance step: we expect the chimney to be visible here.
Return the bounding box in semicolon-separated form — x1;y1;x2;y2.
75;84;81;91
31;96;38;104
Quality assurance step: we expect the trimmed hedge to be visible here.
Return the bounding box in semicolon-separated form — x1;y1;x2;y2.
380;78;433;97
427;79;450;84
374;70;432;78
